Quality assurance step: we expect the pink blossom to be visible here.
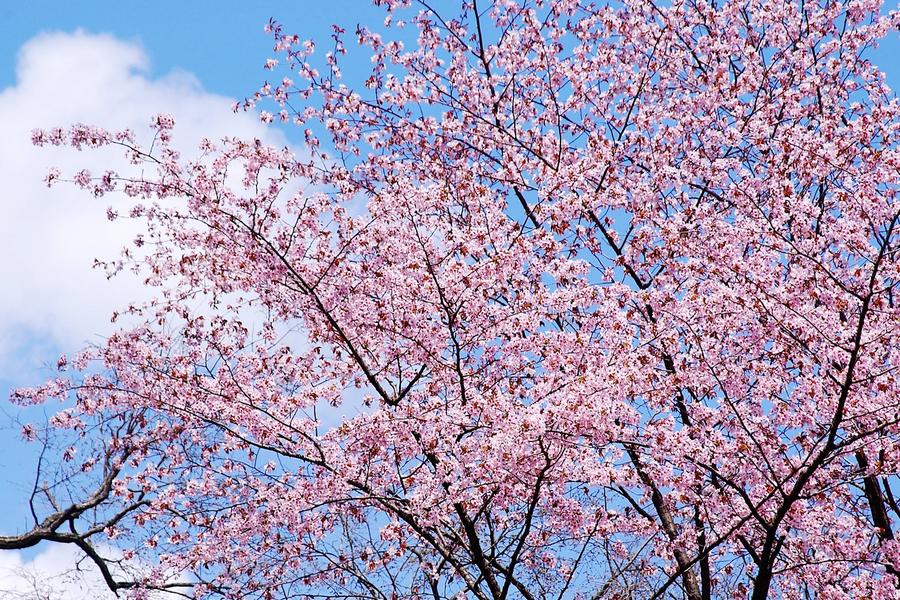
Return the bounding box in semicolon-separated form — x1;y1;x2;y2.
13;2;900;599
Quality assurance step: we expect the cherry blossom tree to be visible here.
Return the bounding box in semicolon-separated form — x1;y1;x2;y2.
4;0;900;598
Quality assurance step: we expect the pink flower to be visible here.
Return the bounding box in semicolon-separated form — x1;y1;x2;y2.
43;167;60;187
151;113;175;130
20;424;36;441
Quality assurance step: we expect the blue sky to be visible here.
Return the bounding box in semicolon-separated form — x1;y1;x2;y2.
0;0;898;595
0;1;388;97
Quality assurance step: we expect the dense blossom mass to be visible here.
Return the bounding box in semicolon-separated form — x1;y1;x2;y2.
4;0;900;598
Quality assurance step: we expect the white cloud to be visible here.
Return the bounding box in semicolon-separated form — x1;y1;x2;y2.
0;544;112;600
0;30;287;374
0;543;186;600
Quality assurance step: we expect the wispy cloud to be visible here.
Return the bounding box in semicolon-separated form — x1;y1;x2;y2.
0;543;113;599
0;542;187;599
